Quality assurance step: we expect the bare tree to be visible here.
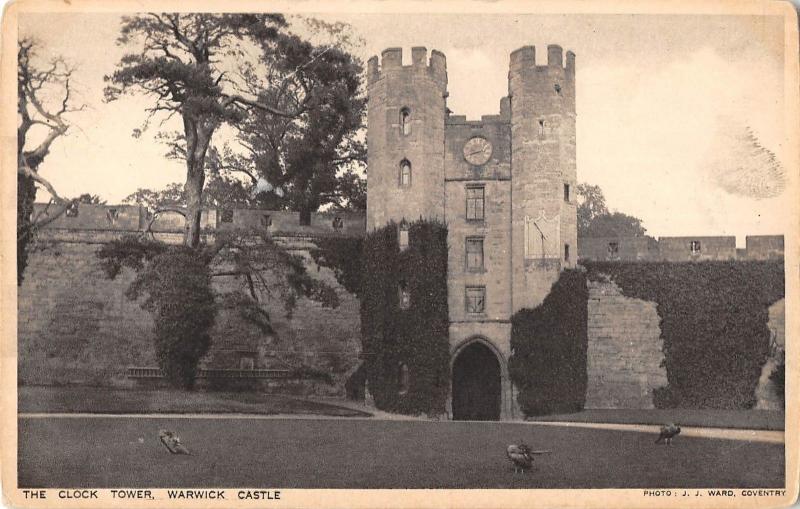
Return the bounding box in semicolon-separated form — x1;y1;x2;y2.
17;38;85;284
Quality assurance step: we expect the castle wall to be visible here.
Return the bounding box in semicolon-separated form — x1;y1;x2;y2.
656;236;737;261
31;203;366;238
578;234;784;262
585;279;786;410
17;230;362;394
747;235;785;260
578;236;657;261
584;278;667;409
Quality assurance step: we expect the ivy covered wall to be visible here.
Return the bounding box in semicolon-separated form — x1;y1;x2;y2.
583;260;785;409
359;220;450;415
508;270;589;416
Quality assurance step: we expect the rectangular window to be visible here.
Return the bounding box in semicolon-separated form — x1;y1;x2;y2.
221;209;234;223
466;186;485;221
690;240;701;254
564;244;570;262
465;286;486;314
608;242;619;255
466;237;484;271
564;183;570;202
239;357;255;370
399;227;409;251
261;215;272;228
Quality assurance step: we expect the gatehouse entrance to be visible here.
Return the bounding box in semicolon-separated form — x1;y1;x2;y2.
451;341;501;421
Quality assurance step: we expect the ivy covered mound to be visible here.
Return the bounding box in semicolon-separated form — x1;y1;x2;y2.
360;220;450;415
584;260;784;409
509;270;589;417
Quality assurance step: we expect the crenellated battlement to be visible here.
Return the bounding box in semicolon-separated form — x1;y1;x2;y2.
509;44;576;79
29;203;366;238
367;47;448;88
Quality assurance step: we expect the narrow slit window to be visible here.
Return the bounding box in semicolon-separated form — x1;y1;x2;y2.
564;183;570;202
564;244;570;262
538;119;545;136
400;160;412;187
398;281;411;310
400;107;411;136
398;363;409;395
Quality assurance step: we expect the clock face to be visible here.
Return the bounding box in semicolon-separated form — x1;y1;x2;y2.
463;137;493;166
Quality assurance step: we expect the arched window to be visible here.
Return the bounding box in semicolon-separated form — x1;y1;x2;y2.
399;107;411;136
398;219;409;250
398;363;410;395
399;159;412;187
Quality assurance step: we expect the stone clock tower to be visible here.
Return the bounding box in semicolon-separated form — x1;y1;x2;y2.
366;45;577;420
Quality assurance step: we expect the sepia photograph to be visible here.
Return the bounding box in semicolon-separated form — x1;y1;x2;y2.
2;0;799;507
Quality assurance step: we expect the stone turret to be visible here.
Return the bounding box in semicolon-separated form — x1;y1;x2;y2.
508;44;578;310
366;48;448;230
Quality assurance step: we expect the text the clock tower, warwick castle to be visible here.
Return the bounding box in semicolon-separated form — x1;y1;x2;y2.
366;45;577;418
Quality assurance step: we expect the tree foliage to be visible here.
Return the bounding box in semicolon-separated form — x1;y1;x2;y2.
128;247;216;388
227;31;366;221
576;183;608;236
583;212;647;238
97;230;339;388
105;13;302;247
76;193;106;205
577;182;647;237
105;13;366;244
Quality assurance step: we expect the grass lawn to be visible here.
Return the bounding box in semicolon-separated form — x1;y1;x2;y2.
528;409;785;431
18;417;783;489
18;385;370;417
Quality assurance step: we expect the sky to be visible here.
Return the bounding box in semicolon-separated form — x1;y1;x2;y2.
18;10;795;245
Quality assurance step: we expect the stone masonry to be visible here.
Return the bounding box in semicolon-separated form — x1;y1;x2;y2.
17;228;362;395
585;278;667;409
366;45;577;418
586;278;786;409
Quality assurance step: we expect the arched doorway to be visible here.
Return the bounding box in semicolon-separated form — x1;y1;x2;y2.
452;341;501;420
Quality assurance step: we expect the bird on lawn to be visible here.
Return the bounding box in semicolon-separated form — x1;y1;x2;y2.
159;430;190;455
655;423;681;445
506;442;550;473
